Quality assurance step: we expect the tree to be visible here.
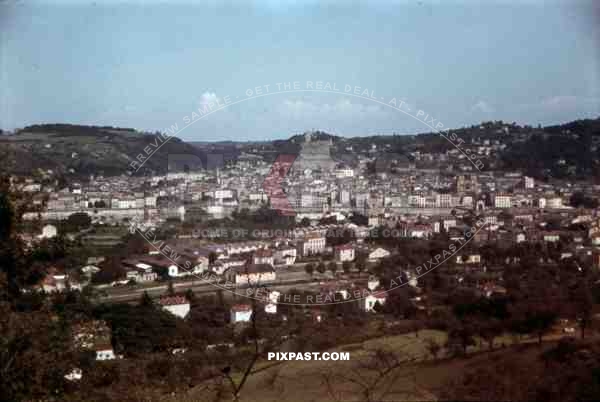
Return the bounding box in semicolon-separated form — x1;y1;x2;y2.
382;290;417;319
139;290;154;307
569;191;598;209
342;261;352;274
327;261;337;275
356;259;366;276
185;288;196;305
571;280;593;340
514;309;557;345
92;256;125;284
322;348;433;402
99;303;181;357
124;234;148;254
166;280;176;296
0;175;43;300
299;217;311;227
0;304;78;401
316;262;326;274
64;212;92;232
478;318;502;350
304;263;314;276
426;338;441;360
446;320;476;356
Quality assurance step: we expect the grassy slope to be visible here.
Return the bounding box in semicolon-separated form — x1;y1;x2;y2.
164;329;579;402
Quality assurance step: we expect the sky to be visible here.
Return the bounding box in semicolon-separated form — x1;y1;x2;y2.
1;0;599;141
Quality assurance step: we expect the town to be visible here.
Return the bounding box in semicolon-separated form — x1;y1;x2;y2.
2;0;600;400
2;118;599;401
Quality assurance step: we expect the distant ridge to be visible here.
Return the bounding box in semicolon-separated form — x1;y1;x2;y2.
1;117;598;179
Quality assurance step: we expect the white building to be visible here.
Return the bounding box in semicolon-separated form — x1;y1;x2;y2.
265;303;277;314
339;189;351;205
335;168;354;179
456;254;482;264
159;296;191;319
361;291;387;312
367;276;380;291
524;176;534;189
226;264;276;285
538;197;547;209
39;224;57;239
436;193;452;208
298;233;326;256
95;346;116;361
368;247;391;261
274;246;297;266
230;304;253;323
494;195;512;209
253;249;275;266
547;197;563;209
334;244;355;262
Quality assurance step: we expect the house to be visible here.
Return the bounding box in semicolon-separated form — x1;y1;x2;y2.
368;247;390;262
456;254;482;265
211;257;246;275
225;263;276;285
399;222;433;238
253;249;274;266
494;194;512;209
408;224;433;239
334;244;355;262
541;231;560;243
265;303;277;314
64;368;83;381
80;264;101;276
230;304;253;323
140;255;204;278
267;290;281;304
158;296;190;318
361;291;387;312
273;245;297;266
122;260;158;282
95;344;117;361
297;232;326;256
38;267;68;292
73;320;115;361
367;276;380;291
38;224;57;239
181;252;210;274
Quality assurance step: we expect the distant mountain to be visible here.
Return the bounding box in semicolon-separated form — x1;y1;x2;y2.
2;118;599;179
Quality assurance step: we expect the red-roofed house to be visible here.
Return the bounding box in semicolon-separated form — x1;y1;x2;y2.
158;296;190;318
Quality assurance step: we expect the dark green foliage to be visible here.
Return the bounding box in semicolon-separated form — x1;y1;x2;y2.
95;302;181;357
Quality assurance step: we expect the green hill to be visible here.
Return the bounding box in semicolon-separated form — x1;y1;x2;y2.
0;124;202;177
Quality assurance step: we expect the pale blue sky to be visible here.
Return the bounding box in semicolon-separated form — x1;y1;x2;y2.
1;0;599;141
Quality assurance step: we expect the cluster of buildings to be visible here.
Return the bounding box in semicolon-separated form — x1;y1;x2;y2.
16;131;600;325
